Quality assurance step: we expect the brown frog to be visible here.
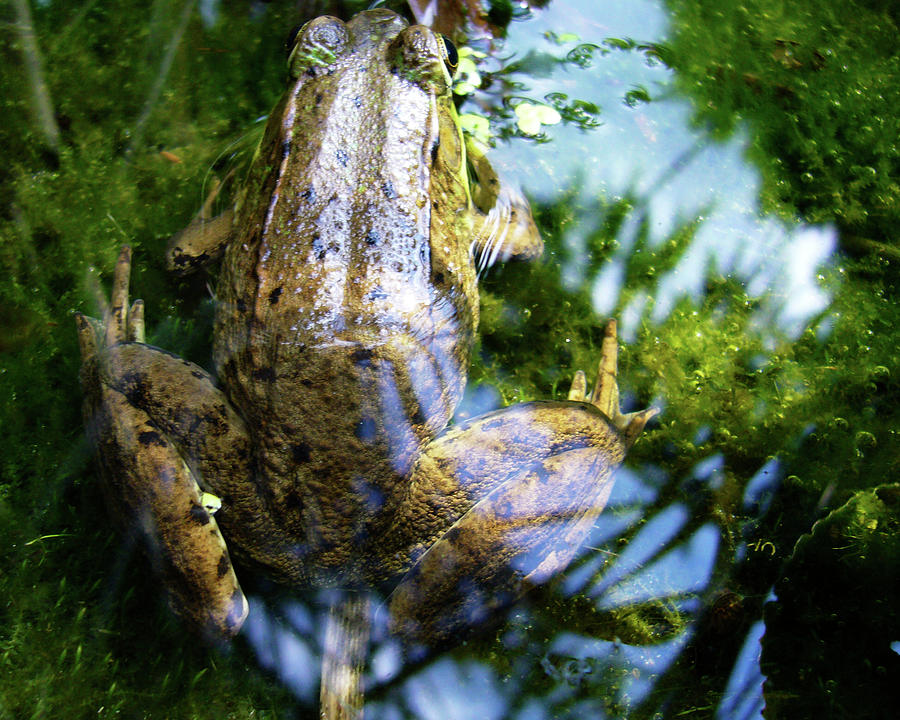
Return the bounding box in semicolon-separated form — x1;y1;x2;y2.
76;9;656;645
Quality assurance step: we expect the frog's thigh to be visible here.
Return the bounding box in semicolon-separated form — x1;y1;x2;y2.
97;344;310;600
98;343;254;500
391;400;626;643
88;342;267;637
87;376;249;639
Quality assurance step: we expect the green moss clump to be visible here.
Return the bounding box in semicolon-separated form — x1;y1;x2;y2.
665;0;900;267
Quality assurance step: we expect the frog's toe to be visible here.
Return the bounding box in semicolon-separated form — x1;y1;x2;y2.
104;245;133;347
75;311;101;363
76;247;138;360
588;318;622;418
90;245;148;347
567;369;589;402
128;298;145;343
580;318;658;448
617;406;659;448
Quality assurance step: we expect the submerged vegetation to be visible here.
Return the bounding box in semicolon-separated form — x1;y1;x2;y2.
1;0;897;717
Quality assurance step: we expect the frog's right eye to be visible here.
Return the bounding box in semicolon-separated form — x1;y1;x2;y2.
389;25;453;92
287;16;349;78
439;35;459;76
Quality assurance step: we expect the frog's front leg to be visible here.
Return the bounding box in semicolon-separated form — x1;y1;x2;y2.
165;175;234;275
389;320;657;643
77;247;253;638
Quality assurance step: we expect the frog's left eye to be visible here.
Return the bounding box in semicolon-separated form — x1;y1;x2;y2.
287;16;350;78
284;23;304;59
439;35;459;76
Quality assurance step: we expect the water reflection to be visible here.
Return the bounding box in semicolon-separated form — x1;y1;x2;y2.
243;599;319;700
492;1;836;342
717;620;766;720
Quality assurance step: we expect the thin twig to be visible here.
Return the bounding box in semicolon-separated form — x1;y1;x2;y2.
12;0;61;152
126;0;197;157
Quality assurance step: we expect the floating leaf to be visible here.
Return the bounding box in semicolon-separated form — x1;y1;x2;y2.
454;47;486;96
459;113;492;144
545;31;581;45
514;102;562;135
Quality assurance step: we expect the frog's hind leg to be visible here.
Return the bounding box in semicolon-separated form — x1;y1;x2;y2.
77;247;253;639
388;319;657;644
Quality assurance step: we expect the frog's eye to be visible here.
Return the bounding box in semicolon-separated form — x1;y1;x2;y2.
287;16;349;78
439;35;459;76
390;26;455;91
284;23;304;58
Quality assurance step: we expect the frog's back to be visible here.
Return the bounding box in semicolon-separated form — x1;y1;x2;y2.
210;9;478;583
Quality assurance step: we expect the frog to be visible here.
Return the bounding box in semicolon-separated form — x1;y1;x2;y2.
75;9;657;645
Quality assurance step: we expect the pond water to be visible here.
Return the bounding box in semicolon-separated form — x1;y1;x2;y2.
2;1;897;719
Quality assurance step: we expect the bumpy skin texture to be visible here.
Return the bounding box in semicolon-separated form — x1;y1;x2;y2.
77;10;655;643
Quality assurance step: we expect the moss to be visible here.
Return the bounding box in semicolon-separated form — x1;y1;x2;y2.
665;0;900;267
